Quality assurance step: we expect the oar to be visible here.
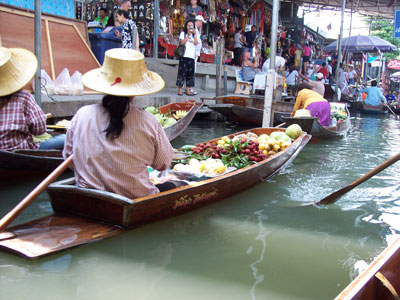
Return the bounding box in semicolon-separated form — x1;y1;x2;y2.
310;153;400;206
382;101;399;119
275;122;286;128
0;155;73;233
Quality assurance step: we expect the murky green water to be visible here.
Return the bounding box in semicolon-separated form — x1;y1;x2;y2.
1;115;399;300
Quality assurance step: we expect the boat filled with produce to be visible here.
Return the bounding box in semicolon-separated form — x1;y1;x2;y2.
170;124;303;178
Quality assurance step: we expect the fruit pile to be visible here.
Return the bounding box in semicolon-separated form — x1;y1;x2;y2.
179;127;302;172
144;106;188;128
330;104;348;122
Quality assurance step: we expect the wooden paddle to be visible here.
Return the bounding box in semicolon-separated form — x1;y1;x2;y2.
275;122;286;128
382;101;399;120
311;153;400;206
0;155;73;233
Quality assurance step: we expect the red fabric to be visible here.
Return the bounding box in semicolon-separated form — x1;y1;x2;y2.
318;66;329;79
0;90;46;150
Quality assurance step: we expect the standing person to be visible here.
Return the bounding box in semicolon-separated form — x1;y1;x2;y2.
302;41;312;73
89;8;109;32
294;44;302;69
190;14;206;95
185;0;203;21
347;65;357;85
244;25;257;58
359;80;387;106
176;20;199;96
291;83;331;126
289;43;297;65
233;27;245;66
64;48;187;199
299;72;325;97
241;50;260;82
113;0;131;26
318;62;329;79
0;47;65;151
338;64;349;96
285;64;299;91
115;10;139;50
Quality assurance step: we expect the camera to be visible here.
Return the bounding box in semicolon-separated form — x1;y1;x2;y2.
189;25;194;30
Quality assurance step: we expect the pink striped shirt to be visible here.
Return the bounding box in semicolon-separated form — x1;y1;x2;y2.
63;104;174;199
0;90;46;150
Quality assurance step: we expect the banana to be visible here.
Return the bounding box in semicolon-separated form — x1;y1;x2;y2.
173;110;188;120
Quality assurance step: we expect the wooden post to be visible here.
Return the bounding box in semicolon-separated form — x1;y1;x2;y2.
153;0;159;58
34;0;42;106
216;38;224;97
262;0;279;127
45;19;56;80
334;0;346;101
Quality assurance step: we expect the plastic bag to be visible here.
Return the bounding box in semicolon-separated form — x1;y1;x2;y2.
32;69;56;95
71;71;83;96
55;67;72;95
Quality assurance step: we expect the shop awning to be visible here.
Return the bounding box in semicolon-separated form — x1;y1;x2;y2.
286;0;398;18
387;59;400;70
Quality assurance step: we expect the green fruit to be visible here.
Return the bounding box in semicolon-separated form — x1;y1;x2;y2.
154;114;165;126
285;124;302;140
163;117;177;128
145;106;157;114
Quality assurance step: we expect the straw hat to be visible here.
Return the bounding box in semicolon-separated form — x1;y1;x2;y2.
294;109;311;117
82;48;164;97
0;47;38;97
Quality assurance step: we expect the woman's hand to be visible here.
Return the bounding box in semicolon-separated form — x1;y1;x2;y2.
114;30;121;39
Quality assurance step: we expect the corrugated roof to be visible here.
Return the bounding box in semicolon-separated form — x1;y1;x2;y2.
283;0;398;18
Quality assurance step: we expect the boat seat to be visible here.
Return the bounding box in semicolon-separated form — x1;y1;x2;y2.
235;69;252;95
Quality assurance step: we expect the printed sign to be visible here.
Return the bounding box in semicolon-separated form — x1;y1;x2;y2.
394;10;400;38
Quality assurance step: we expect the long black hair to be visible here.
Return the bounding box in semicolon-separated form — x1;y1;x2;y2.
102;95;130;140
183;19;195;34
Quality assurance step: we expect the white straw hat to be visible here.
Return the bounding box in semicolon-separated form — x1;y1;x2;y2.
0;47;38;97
82;48;164;96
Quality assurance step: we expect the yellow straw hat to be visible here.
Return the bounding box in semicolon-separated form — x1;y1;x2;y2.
82;48;164;96
0;47;38;97
294;109;311;117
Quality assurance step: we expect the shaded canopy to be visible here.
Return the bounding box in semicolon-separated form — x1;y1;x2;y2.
324;35;398;53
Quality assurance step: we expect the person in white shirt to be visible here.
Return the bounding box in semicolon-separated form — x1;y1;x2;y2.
190;15;206;95
176;20;199;96
347;65;357;85
285;65;299;88
262;55;286;73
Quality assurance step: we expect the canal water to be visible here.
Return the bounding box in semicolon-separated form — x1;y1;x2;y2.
0;115;399;300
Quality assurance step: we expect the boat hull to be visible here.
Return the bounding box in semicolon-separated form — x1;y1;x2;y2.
0;128;310;259
336;237;400;300
361;103;387;115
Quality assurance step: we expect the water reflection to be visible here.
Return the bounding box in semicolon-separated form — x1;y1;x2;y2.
0;116;399;300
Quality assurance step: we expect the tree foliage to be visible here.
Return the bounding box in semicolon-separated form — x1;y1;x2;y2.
367;18;400;60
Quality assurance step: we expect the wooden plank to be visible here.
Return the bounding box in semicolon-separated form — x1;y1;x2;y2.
0;214;123;259
72;24;100;67
45;19;55;81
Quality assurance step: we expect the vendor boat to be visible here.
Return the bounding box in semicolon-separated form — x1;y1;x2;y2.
0;101;201;179
336;237;400;300
283;102;351;139
207;95;295;126
360;103;387;115
0;127;311;259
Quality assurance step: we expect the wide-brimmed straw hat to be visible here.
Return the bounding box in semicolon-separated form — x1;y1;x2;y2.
0;47;38;97
82;48;164;96
294;109;311;117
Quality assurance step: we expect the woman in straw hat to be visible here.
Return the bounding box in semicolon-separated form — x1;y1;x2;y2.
63;48;186;199
291;82;331;127
0;47;65;151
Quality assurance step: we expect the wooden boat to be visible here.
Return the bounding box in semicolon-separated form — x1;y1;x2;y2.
158;100;203;141
360;102;387;115
0;128;311;259
283;102;351;139
207;95;295;126
336;237;400;300
0;149;64;179
0;102;200;178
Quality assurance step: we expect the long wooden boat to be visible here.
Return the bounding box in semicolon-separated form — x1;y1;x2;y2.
360;102;387;115
0;102;201;178
158;101;203;141
0;127;311;259
283;102;351;139
207;95;295;126
336;237;400;300
0;149;64;179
